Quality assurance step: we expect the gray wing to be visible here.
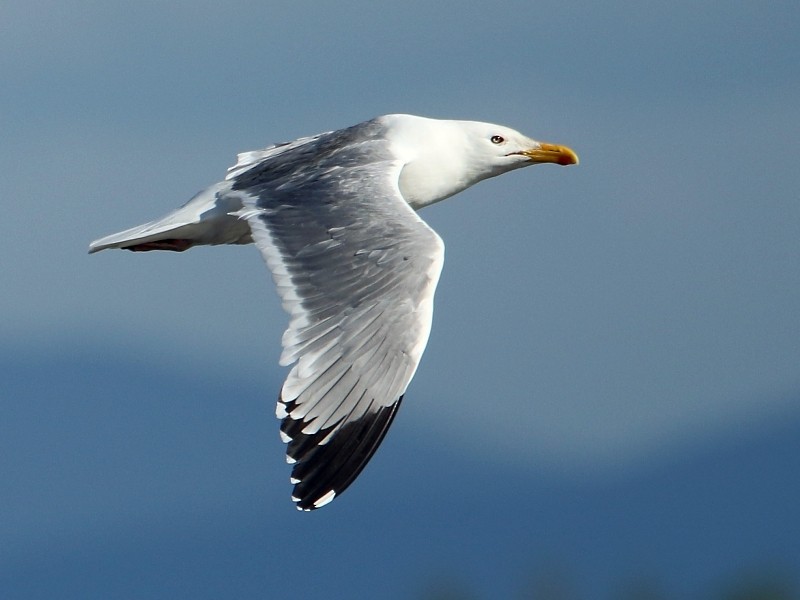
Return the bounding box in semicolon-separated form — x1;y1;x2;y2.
229;122;444;510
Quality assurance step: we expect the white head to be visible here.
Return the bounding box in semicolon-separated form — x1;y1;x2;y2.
386;114;578;209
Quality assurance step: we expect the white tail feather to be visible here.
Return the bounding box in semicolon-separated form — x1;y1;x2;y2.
88;182;253;253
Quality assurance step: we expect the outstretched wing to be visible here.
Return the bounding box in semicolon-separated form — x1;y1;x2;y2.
230;123;444;510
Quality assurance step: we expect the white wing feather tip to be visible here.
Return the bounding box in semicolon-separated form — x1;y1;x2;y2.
313;490;337;509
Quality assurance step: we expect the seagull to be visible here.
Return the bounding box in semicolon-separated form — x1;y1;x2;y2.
89;114;578;510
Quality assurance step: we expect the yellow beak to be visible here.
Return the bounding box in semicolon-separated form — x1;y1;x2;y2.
520;143;579;166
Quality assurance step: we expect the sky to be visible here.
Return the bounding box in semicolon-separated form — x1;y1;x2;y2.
2;1;800;597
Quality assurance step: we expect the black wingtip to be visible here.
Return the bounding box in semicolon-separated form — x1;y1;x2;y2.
279;395;404;511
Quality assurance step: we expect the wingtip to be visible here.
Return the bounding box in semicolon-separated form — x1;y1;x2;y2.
291;488;337;512
281;395;405;512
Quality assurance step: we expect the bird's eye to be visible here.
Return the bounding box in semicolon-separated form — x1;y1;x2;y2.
490;135;505;144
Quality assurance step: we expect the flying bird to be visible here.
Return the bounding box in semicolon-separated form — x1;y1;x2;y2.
89;114;578;510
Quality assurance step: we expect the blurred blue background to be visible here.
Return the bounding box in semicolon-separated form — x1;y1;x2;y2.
2;1;799;598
